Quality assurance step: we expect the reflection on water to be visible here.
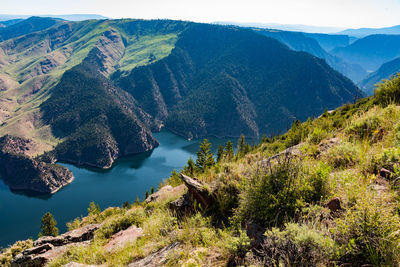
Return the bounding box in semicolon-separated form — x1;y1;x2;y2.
0;129;243;247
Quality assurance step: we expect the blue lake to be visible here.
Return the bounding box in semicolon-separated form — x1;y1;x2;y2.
0;130;234;248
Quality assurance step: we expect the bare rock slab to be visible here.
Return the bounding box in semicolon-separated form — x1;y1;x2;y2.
104;225;143;252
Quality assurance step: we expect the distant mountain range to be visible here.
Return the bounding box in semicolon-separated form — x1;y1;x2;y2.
331;34;400;71
339;25;400;37
252;28;366;82
0;17;361;174
214;21;345;33
0;14;107;22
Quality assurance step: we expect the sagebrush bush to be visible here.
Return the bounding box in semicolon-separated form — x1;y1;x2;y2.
335;193;400;266
301;162;332;203
307;127;328;145
96;208;145;240
345;112;382;141
322;142;359;168
375;148;400;173
375;73;400;106
256;223;336;266
234;156;305;227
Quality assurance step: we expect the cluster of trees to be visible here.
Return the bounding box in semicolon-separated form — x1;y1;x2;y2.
182;134;251;177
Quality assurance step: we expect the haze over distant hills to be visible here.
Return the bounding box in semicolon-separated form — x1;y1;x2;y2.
339;25;400;37
214;21;345;33
359;57;400;95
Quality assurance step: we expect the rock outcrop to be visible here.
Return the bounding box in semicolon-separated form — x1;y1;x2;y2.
127;242;180;267
12;224;100;267
104;225;143;252
145;184;186;204
179;174;215;208
0;135;73;194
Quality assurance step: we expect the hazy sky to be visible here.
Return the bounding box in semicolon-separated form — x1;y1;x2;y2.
1;0;399;29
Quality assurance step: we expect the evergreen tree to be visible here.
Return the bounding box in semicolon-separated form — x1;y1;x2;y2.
122;201;132;209
151;187;155;194
134;196;140;205
40;212;58;237
145;191;149;199
87;202;100;216
224;140;234;160
217;145;224;163
237;134;251;157
195;139;215;172
183;157;196;176
237;134;246;155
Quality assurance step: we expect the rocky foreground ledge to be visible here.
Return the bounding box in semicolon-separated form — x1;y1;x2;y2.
0;135;73;194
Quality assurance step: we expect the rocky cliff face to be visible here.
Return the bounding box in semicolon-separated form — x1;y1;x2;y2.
0;135;73;194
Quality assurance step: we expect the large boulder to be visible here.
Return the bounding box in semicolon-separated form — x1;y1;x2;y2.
179;174;215;208
104;225;143;252
169;192;194;213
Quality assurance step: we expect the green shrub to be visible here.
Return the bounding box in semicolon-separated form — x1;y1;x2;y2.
302;162;332;203
0;240;33;266
179;213;217;247
322;142;359;168
335;194;400;265
88;202;101;216
234;157;305;227
167;169;183;187
225;229;251;259
285;120;309;148
345;113;382;141
96;209;145;240
307;127;327;145
256;223;337;266
375;73;400;107
375;148;400;174
211;177;240;225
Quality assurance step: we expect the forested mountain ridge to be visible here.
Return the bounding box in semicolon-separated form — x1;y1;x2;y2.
115;24;361;139
253;28;367;82
331;34;400;71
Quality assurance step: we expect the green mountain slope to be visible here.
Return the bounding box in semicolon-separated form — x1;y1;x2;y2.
253;28;367;82
0;17;62;42
116;24;361;139
0;18;186;157
360;57;400;95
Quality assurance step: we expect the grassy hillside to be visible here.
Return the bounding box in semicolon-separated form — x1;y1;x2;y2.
0;18;187;156
4;70;400;266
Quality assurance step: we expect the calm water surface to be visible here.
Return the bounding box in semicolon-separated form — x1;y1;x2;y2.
0;130;235;248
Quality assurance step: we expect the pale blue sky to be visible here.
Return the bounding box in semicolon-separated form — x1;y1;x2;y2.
0;0;399;28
